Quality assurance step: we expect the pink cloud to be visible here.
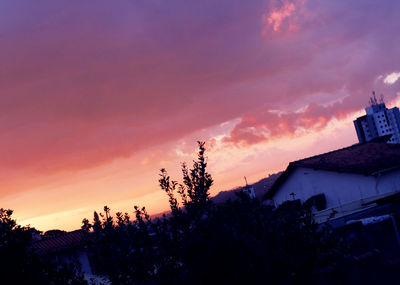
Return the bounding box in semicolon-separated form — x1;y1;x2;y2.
223;100;350;146
262;0;308;34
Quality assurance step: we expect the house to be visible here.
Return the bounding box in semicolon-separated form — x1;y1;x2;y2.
32;229;108;284
266;142;400;211
32;230;89;268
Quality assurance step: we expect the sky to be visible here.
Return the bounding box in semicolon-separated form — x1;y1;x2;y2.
1;0;400;231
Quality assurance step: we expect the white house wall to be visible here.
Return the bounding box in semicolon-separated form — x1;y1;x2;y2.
377;170;400;193
273;167;400;208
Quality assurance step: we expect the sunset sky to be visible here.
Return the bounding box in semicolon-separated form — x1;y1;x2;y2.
1;0;400;231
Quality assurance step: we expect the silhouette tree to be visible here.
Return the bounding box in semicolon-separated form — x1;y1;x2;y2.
159;169;180;216
159;141;213;216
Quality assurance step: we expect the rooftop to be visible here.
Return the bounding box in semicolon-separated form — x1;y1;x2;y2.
292;141;400;175
32;229;85;256
266;141;400;198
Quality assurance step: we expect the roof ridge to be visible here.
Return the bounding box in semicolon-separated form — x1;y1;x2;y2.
290;142;363;165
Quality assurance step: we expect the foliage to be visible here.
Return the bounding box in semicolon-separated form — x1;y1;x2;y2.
159;141;213;216
1;142;354;284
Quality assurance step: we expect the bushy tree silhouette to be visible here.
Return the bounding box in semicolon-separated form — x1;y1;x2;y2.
159;141;213;216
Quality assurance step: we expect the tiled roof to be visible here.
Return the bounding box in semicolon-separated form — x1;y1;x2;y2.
32;229;86;256
292;142;400;175
266;142;400;198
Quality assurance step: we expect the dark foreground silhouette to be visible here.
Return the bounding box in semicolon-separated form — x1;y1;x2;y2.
2;142;399;284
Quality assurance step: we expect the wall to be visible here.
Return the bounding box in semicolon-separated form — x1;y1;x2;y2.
273;167;400;209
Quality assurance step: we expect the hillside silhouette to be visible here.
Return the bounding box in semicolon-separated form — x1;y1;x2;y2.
211;172;282;203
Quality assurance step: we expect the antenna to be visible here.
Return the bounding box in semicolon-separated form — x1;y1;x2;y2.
369;91;374;106
244;176;248;187
369;91;378;106
379;94;384;104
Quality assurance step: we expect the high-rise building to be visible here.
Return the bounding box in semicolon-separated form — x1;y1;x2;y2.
354;93;400;144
